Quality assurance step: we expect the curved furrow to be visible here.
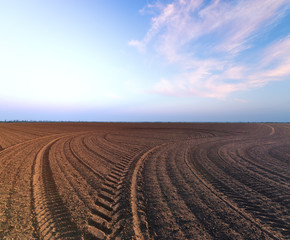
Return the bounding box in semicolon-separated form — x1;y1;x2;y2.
189;139;288;239
234;147;290;185
0;141;41;239
268;143;290;164
166;144;236;239
85;140;154;239
185;142;282;239
93;135;135;161
214;143;290;203
129;144;164;240
0;142;30;177
68;136;105;180
0;134;87;239
32;137;82;239
0;133;72;173
80;135;117;166
5;145;36;222
101;132;156;150
86;133;142;168
142;143;212;239
168;141;273;239
214;143;290;223
103;133;147;153
0;130;15;148
103;133;139;156
1;122;289;239
103;131;158;157
244;144;290;181
86;154;134;239
58;137;104;193
49;136;101;231
84;135;126;167
0;129;27;147
228;148;290;210
62;136;104;191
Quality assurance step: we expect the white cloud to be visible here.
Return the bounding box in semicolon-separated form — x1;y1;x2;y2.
130;0;290;99
128;39;145;52
249;36;290;84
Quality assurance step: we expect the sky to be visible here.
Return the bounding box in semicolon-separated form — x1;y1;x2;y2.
0;0;289;122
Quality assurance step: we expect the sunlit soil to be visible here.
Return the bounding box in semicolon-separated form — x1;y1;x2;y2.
0;122;289;239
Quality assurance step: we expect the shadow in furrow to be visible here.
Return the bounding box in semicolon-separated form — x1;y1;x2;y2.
33;140;82;239
86;159;130;239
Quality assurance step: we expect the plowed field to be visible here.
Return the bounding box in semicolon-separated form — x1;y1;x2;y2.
0;122;289;239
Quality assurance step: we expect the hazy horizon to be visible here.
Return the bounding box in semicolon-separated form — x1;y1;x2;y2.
1;0;289;122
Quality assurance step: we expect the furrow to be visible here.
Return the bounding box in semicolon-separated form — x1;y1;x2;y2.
31;137;82;239
130;144;164;240
187;141;282;239
87;154;133;239
69;137;104;180
141;144;202;239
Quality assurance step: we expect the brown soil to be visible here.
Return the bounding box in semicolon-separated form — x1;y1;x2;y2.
0;122;289;239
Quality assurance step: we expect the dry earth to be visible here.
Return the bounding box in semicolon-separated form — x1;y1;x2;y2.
0;122;289;239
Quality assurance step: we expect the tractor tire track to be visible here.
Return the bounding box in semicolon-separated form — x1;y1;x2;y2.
31;137;82;239
1;122;289;239
130;144;164;240
86;153;135;239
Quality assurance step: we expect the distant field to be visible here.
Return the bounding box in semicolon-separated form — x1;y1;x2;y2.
0;122;289;239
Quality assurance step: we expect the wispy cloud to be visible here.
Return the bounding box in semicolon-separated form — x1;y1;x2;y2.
249;36;290;85
130;0;290;99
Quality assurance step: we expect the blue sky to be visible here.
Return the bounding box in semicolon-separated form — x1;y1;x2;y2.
0;0;289;122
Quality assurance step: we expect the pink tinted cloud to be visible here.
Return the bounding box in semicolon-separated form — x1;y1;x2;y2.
130;0;290;99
